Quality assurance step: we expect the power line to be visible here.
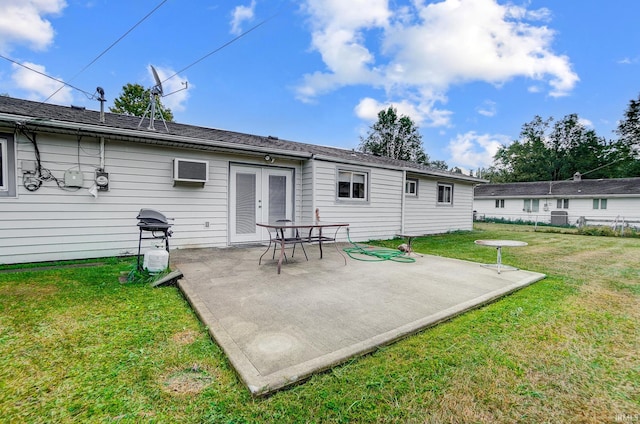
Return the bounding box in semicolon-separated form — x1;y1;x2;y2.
39;0;169;106
0;0;170;116
0;54;95;99
162;10;281;85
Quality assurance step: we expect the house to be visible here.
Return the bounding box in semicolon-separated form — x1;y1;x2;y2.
0;95;483;265
473;173;640;227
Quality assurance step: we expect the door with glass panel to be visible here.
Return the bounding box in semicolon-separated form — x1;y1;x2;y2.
229;164;293;243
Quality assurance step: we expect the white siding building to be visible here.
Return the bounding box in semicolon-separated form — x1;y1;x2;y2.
0;96;482;265
473;174;640;227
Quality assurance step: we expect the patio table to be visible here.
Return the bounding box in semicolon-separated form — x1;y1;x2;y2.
257;221;349;274
474;239;528;274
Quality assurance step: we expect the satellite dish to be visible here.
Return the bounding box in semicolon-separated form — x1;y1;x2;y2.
150;65;164;96
138;64;187;131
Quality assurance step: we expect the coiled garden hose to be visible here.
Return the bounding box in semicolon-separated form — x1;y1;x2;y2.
343;228;416;263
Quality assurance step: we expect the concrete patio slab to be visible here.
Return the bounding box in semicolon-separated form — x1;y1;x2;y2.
171;244;545;396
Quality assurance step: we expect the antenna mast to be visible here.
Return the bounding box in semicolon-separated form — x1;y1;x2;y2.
138;65;168;131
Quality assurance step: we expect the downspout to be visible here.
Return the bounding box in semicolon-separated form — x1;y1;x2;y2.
400;170;406;234
311;155;317;222
99;137;105;169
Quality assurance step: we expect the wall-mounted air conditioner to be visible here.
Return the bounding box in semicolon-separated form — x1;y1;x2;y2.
173;158;209;183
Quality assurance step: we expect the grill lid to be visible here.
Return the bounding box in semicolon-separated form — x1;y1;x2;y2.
137;208;173;231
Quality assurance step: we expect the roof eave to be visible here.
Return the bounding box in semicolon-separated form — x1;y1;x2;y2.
0;112;313;160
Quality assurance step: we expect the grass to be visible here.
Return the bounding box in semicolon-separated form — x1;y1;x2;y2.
0;223;638;423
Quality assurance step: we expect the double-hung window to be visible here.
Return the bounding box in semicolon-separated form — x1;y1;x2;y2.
0;135;16;197
437;183;453;205
557;198;569;209
523;199;539;212
405;178;418;196
338;169;367;200
0;138;6;192
593;199;607;209
495;199;505;208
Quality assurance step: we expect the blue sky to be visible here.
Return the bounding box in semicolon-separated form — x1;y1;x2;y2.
1;1;638;172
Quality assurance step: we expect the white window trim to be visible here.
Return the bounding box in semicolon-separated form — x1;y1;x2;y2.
593;198;607;210
0;138;7;191
405;178;418;196
437;182;453;205
336;168;369;201
523;198;539;212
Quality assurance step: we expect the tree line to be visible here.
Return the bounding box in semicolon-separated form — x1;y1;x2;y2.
110;81;639;182
481;95;640;182
359;94;640;182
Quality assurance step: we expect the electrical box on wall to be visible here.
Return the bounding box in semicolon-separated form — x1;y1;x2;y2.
95;170;109;191
64;170;84;188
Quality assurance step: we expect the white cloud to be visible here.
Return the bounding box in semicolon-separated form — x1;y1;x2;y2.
297;0;578;124
578;117;593;128
11;61;73;104
230;0;256;35
296;0;391;99
147;65;190;113
476;100;497;117
355;95;452;127
447;131;509;169
0;0;66;53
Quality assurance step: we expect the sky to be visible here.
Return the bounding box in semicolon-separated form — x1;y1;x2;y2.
1;0;639;173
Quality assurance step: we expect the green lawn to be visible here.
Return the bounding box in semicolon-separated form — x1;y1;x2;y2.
1;223;638;423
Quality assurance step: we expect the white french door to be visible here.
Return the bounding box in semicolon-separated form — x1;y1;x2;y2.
229;164;293;243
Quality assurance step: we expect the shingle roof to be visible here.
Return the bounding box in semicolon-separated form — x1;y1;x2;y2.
0;96;482;183
474;178;640;198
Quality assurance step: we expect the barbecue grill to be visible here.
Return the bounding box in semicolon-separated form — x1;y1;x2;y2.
136;208;173;270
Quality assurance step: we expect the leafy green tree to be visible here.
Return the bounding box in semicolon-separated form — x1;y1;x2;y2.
359;106;429;165
429;159;449;170
491;114;609;182
109;83;174;122
612;94;640;177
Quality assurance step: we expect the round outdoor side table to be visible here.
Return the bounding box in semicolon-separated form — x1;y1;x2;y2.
474;239;528;274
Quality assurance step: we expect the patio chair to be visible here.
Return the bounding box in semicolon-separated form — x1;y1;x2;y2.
269;219;309;262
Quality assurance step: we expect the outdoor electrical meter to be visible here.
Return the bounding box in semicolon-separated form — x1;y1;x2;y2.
95;170;109;191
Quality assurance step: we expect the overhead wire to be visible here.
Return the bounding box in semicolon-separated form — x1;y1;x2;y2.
38;0;170;107
0;0;170;117
161;10;282;85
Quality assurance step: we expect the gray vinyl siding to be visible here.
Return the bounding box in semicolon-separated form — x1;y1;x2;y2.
312;160;403;242
404;178;474;234
301;160;315;221
0;131;306;264
1;134;226;264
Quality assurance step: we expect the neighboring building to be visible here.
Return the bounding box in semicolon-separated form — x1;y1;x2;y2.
0;96;483;265
473;173;640;227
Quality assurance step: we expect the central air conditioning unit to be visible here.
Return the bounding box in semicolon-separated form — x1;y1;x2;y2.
173;158;209;184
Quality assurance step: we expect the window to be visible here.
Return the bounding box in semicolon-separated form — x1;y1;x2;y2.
437;183;453;205
593;199;607;209
523;199;539;212
557;198;569;209
495;199;505;208
0;138;6;191
0;135;16;197
405;178;418;196
338;169;367;200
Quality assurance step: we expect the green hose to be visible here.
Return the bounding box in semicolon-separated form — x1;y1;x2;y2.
343;229;416;263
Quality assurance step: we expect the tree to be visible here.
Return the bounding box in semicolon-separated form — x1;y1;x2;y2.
612;94;640;177
359;106;429;165
490;114;610;182
429;159;449;170
109;83;174;122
